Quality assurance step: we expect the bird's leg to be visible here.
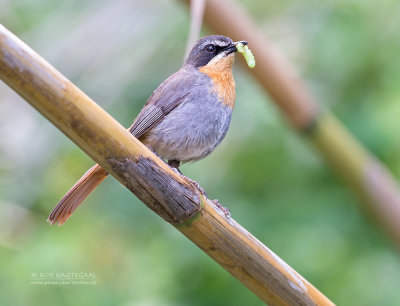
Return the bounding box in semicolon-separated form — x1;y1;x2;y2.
168;159;181;173
167;159;206;196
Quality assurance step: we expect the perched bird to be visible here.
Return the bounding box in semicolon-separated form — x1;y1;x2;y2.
48;35;247;225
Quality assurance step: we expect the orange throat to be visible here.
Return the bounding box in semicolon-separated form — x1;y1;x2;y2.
199;54;236;109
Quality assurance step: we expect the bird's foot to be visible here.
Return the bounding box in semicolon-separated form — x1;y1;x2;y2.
184;175;207;196
211;199;231;219
171;167;182;176
167;160;206;196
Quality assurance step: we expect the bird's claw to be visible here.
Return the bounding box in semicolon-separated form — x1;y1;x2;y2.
211;199;231;219
184;176;207;196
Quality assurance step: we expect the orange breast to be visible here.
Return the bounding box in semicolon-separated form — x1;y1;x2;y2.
199;55;236;109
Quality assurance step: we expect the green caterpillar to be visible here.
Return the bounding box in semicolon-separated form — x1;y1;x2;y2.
236;43;255;68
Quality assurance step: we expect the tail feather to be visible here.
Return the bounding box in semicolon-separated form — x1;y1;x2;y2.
48;164;108;226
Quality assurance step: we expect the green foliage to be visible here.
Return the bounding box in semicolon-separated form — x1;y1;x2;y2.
1;0;400;305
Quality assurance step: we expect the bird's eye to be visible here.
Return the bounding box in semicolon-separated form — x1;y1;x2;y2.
205;44;216;53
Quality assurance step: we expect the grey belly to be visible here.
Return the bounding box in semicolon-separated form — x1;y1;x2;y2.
143;100;232;163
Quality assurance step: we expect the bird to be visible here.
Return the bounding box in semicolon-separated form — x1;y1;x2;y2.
48;35;247;225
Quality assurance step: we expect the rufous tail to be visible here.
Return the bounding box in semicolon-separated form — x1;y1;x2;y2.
48;164;108;225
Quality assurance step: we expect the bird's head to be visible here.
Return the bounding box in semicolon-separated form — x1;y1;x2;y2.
185;35;248;71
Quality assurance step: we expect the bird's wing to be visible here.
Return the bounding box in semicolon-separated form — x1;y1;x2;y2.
128;69;196;138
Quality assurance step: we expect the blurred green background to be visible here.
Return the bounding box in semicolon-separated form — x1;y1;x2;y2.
1;0;400;305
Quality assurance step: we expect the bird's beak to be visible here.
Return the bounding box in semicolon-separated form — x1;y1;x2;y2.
234;41;248;47
224;41;248;55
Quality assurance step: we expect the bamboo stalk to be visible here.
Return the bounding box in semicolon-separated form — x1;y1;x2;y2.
0;24;333;305
193;0;400;247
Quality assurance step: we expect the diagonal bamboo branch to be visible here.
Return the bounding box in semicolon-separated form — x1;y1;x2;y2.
0;24;334;305
193;0;400;247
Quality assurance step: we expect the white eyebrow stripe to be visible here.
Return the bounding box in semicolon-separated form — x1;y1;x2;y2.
200;40;230;49
214;40;229;47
